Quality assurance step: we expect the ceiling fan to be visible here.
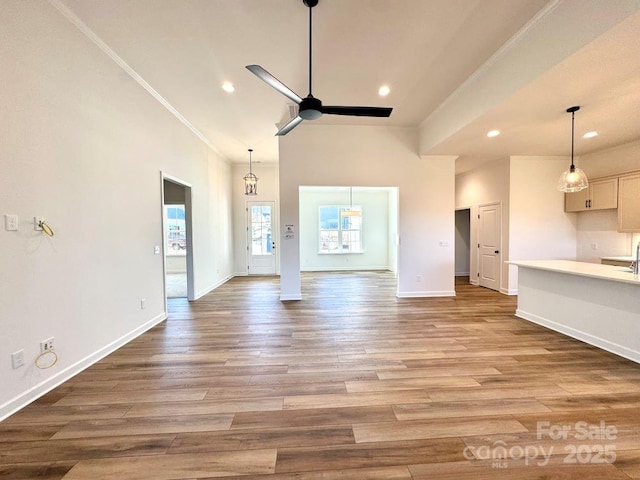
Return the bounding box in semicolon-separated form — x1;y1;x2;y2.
246;0;393;136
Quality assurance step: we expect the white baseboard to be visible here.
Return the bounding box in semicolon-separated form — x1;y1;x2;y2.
397;290;456;298
280;294;302;301
0;312;167;421
455;271;470;276
515;309;640;364
501;287;518;295
300;266;390;272
194;274;234;300
470;279;479;286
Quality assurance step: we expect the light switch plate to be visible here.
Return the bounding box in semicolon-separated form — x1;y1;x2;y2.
4;214;18;231
11;350;25;369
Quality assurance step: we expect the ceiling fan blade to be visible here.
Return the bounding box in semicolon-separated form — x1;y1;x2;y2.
246;65;303;104
276;116;304;136
322;106;393;117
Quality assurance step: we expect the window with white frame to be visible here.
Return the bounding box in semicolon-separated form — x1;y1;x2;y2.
319;205;363;253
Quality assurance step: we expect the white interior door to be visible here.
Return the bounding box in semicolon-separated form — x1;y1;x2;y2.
478;203;501;291
247;201;277;275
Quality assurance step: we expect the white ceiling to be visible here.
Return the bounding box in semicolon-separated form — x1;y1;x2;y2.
57;0;640;171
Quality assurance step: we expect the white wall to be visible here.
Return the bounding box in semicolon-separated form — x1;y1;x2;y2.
299;187;392;271
456;158;510;290
508;156;578;292
231;164;280;275
279;124;456;299
576;140;640;261
0;2;233;419
577;210;632;262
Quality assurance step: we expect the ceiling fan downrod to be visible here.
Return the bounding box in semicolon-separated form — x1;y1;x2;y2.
307;0;314;96
245;0;392;136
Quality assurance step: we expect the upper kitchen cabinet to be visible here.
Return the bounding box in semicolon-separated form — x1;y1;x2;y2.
618;173;640;232
565;178;618;212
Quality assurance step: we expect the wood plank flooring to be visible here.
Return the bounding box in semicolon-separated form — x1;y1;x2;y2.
2;272;640;479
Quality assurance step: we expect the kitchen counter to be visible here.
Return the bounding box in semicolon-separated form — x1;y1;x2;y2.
509;260;640;364
510;260;639;285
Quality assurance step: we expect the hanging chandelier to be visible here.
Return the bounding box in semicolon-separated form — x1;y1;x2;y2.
243;148;258;196
557;106;589;192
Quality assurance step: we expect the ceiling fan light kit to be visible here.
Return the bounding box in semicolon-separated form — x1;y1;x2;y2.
246;0;393;136
558;106;589;193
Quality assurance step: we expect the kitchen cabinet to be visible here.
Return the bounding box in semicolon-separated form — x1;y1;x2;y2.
618;173;640;232
565;178;618;212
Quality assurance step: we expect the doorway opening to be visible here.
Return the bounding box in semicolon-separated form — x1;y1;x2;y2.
298;186;399;286
455;208;471;285
162;175;194;300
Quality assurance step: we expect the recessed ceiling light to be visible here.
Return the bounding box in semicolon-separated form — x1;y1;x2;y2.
378;85;390;97
221;82;235;93
487;129;500;138
583;130;598;138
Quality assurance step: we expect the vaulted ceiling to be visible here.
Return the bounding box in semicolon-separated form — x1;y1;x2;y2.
56;0;640;171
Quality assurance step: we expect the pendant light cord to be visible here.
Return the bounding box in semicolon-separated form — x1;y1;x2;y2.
566;105;580;170
570;110;575;169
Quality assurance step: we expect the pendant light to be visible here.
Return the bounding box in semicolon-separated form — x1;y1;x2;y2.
243;148;258;195
557;106;588;192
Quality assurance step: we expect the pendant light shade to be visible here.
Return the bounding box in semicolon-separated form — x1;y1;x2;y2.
558;106;588;193
243;148;258;195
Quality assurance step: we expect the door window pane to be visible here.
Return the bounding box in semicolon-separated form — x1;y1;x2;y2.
251;205;272;255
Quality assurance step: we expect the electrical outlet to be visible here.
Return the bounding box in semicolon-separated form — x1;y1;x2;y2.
40;337;54;353
34;216;44;231
11;350;25;369
4;214;18;231
416;275;422;282
140;298;146;310
591;243;598;250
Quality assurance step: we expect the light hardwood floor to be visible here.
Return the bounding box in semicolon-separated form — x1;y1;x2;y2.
2;272;640;479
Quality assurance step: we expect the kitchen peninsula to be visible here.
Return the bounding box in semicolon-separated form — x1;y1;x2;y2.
509;260;640;363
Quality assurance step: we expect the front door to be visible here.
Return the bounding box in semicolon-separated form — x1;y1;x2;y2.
478;203;501;291
247;201;277;275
